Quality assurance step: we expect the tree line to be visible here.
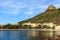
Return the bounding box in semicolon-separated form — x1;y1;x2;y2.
0;23;55;29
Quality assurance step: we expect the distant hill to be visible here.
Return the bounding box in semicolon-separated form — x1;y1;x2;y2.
18;5;60;25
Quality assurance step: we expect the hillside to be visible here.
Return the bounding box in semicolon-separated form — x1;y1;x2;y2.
18;5;60;25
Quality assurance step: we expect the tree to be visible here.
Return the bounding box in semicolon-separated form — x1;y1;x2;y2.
37;25;42;29
28;25;32;29
52;26;55;29
19;25;23;28
58;8;60;10
3;25;7;29
4;23;12;29
22;25;28;29
43;25;50;29
14;25;20;29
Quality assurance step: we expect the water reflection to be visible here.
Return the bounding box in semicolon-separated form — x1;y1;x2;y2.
0;30;59;40
27;31;56;40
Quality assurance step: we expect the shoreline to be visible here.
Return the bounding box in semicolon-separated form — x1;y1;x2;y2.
0;29;60;31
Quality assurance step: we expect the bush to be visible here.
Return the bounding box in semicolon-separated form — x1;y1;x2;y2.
37;25;42;29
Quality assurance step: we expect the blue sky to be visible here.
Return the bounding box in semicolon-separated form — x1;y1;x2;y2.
0;0;60;24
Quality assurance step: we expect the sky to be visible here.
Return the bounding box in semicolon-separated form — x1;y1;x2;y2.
0;0;60;24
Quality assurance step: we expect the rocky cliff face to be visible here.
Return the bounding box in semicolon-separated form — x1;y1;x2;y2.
47;5;56;10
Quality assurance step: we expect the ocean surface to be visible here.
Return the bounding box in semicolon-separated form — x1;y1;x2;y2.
0;30;60;40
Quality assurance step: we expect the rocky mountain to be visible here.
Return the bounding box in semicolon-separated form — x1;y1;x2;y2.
18;5;60;25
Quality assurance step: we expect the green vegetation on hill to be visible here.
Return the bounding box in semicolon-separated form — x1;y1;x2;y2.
18;5;60;25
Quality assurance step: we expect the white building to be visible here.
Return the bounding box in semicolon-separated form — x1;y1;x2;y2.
55;25;60;29
22;22;38;27
22;22;56;28
43;23;56;27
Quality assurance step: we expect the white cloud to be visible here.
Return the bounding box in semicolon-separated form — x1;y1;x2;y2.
0;0;60;16
0;0;48;15
0;1;12;7
55;4;60;8
26;11;33;15
0;0;28;15
11;10;20;15
4;9;20;15
0;0;46;15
